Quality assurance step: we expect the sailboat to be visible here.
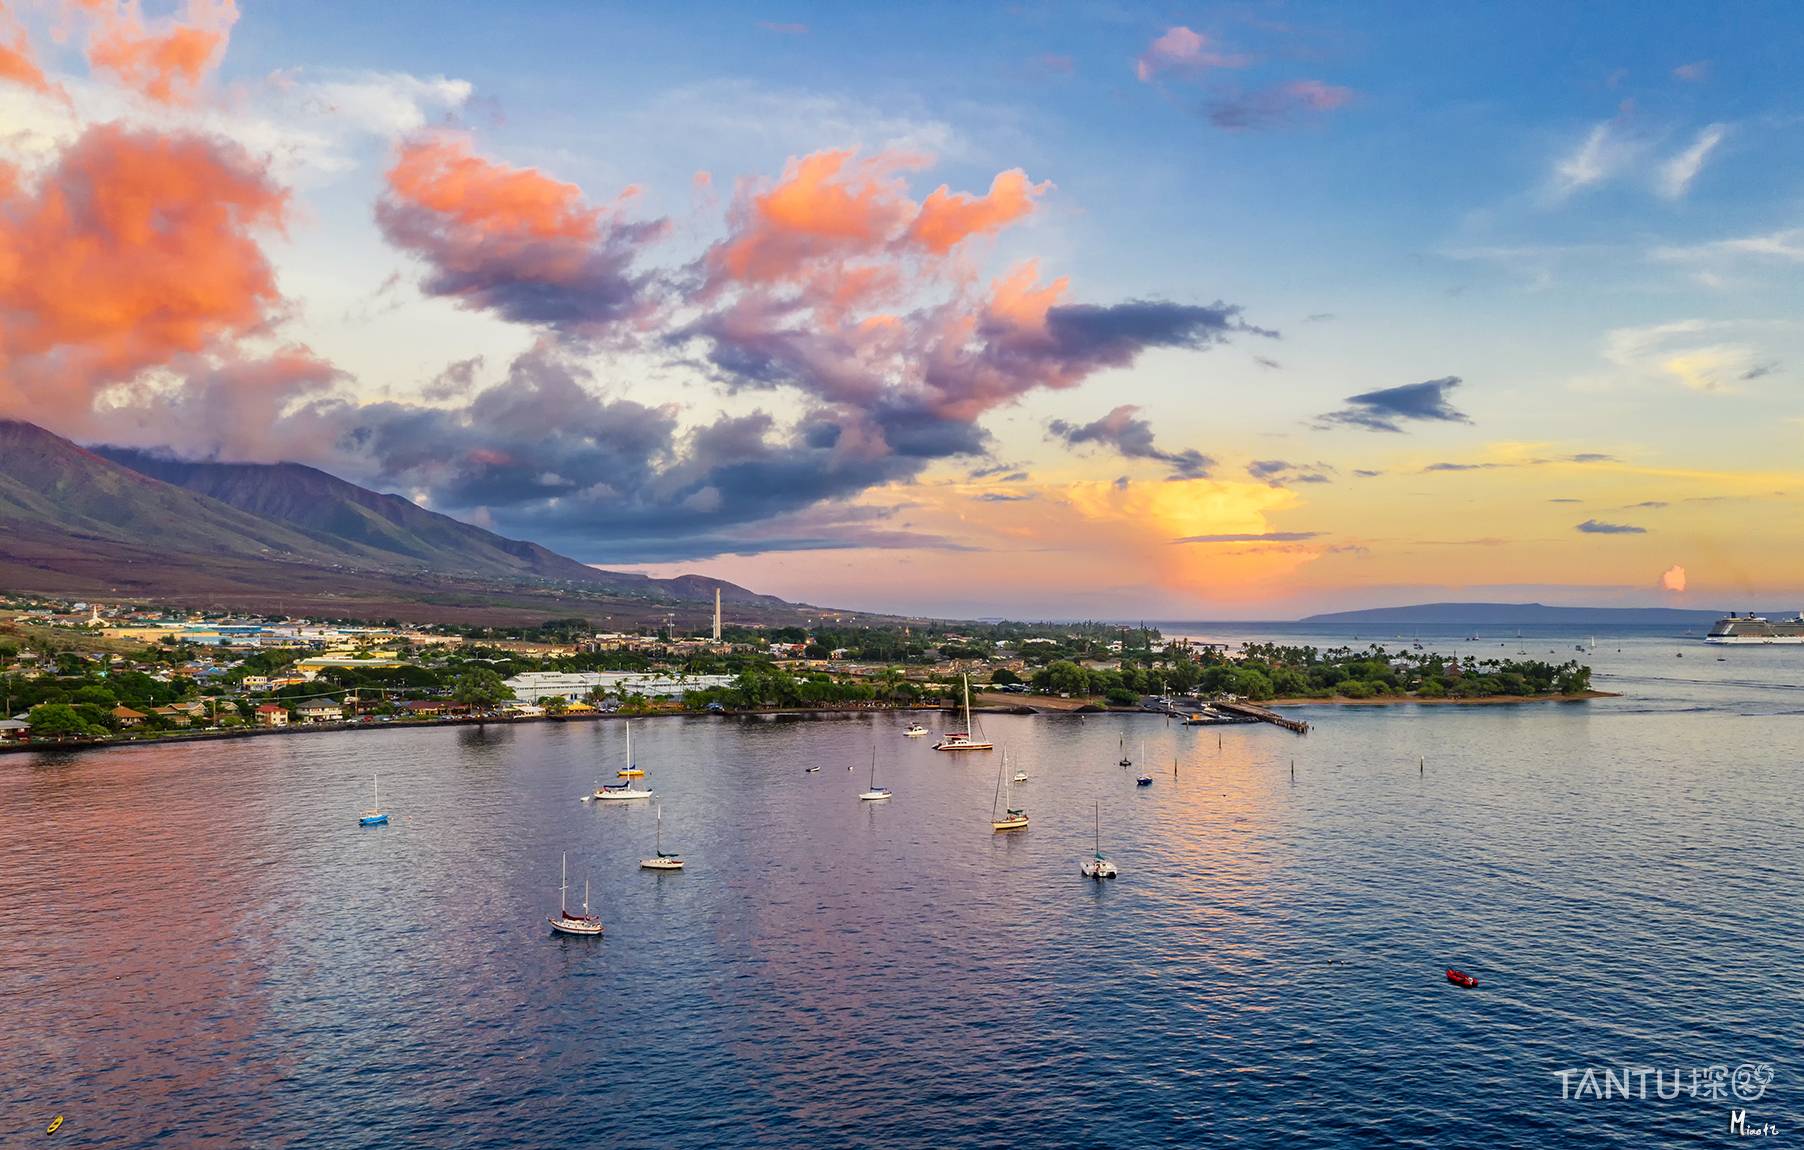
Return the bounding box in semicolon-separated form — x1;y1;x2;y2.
1118;735;1132;767
1081;802;1119;879
594;721;654;800
990;755;1028;831
934;674;993;751
1011;749;1028;784
858;747;891;801
640;805;685;869
617;720;645;777
548;852;603;935
358;776;389;826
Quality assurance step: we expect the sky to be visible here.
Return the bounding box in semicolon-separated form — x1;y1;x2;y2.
1;1;1800;619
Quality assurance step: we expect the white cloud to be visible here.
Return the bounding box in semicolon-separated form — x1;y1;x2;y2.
1599;319;1787;394
1550;123;1624;198
1652;227;1804;265
1657;123;1726;199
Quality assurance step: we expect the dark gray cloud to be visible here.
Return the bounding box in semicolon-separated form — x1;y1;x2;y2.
375;198;665;335
1173;531;1324;544
1247;459;1333;486
1548;497;1583;503
1254;355;1282;369
1047;404;1214;478
1625;500;1668;509
1576;519;1647;535
1565;452;1615;463
1741;361;1780;381
1353;468;1383;478
974;491;1034;503
1304;312;1335;323
1204;81;1355;131
1318;376;1470;433
1423;461;1503;472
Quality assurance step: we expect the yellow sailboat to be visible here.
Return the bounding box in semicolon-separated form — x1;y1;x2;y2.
990;751;1028;832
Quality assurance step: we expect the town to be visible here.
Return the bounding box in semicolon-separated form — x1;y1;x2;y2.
0;593;1596;749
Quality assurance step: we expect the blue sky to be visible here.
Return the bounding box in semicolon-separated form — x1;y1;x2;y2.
2;1;1800;616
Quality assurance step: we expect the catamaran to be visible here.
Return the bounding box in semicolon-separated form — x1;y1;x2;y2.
548;852;603;935
358;776;389;826
990;754;1028;832
640;805;685;870
1081;801;1118;879
858;747;891;801
934;674;993;751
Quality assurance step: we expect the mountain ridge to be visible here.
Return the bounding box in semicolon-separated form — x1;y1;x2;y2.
0;419;805;623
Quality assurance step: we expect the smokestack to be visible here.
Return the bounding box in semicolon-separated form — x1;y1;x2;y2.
712;587;721;642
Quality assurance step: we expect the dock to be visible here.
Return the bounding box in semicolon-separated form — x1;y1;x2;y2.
1213;700;1310;734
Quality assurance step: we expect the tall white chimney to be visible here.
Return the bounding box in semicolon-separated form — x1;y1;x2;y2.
712;587;722;642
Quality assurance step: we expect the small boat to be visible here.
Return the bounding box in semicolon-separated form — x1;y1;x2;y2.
904;722;928;737
548;853;603;936
1010;750;1028;784
990;755;1028;832
359;776;389;826
805;765;822;773
935;674;994;751
1135;774;1153;787
1445;968;1478;989
1080;801;1118;879
640;805;685;870
858;747;891;801
1118;735;1131;767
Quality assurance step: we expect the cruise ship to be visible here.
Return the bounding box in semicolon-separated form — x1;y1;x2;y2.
1705;612;1804;644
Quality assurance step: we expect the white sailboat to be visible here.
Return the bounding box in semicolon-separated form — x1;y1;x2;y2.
639;805;685;870
858;747;891;801
934;674;993;751
990;753;1027;832
1081;801;1119;879
548;852;603;935
594;721;654;800
1011;748;1028;784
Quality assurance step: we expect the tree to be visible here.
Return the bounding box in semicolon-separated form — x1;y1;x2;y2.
989;667;1020;686
26;703;103;740
452;667;514;708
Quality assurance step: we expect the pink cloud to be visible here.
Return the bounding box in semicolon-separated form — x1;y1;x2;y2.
1134;25;1252;82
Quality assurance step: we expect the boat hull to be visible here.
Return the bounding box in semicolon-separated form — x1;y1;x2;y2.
593;791;655;801
991;817;1029;831
358;814;389;826
1081;860;1118;879
934;740;994;751
858;790;891;801
640;858;685;870
1705;635;1804;644
548;915;603;936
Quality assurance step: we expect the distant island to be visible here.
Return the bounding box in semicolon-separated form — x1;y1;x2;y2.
1296;602;1752;627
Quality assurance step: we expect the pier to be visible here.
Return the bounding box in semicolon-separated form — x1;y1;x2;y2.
1213;700;1311;734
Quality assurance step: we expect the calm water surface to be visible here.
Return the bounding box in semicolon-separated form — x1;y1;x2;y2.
3;631;1800;1147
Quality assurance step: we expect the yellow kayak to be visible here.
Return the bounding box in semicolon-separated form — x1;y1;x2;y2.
48;1116;64;1134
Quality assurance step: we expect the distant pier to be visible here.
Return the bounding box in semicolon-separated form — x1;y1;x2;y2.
1213;700;1310;734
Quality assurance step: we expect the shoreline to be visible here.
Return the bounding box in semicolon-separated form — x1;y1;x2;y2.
0;691;1620;759
1266;690;1618;707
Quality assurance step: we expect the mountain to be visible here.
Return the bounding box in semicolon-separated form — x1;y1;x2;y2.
1296;602;1742;626
0;419;803;625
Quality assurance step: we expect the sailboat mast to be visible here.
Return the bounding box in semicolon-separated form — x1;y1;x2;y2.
1094;800;1100;854
560;852;568;916
991;758;1003;820
870;746;877;788
963;673;972;733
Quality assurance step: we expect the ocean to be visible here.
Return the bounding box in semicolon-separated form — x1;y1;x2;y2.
2;627;1799;1147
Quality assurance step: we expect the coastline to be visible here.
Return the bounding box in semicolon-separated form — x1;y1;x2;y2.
0;690;1621;759
1266;690;1618;707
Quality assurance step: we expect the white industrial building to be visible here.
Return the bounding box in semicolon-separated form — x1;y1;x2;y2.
503;671;736;702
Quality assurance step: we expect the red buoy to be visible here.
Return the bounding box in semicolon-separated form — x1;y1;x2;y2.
1446;968;1478;988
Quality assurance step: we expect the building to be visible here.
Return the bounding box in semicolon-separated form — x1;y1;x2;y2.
295;698;345;723
254;704;289;728
150;706;192;728
0;718;29;742
111;706;148;729
503;670;737;703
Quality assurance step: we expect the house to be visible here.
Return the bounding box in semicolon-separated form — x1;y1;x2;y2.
398;700;447;717
150;706;192;728
0;718;29;742
295;698;344;723
111;705;148;729
254;703;289;728
242;675;270;691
